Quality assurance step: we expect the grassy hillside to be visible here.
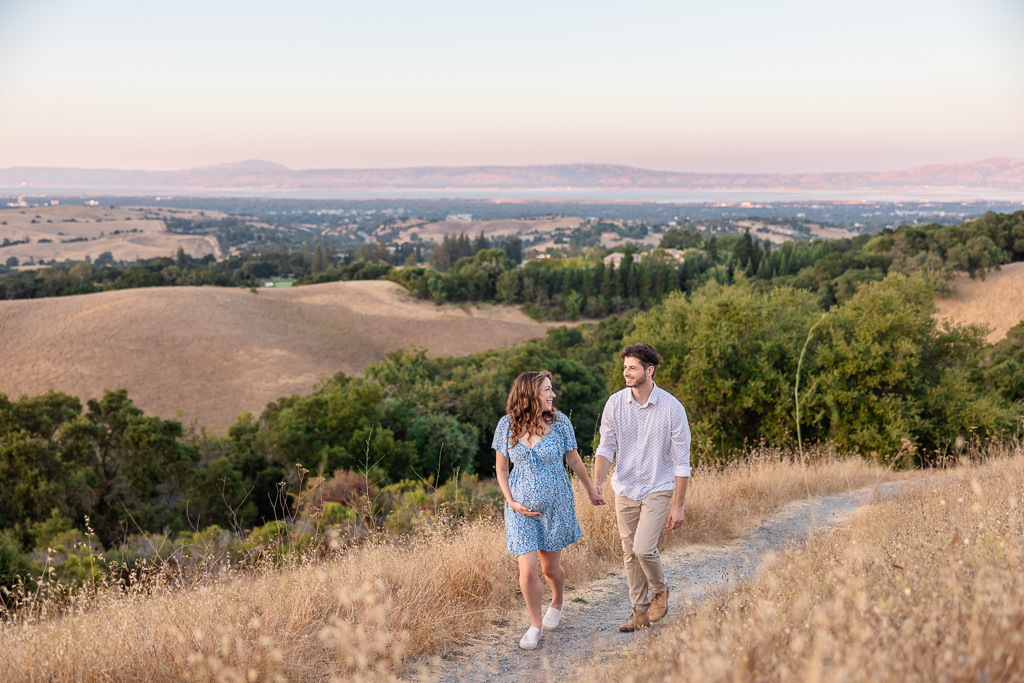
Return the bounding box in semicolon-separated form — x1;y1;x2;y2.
0;280;564;432
936;261;1024;343
0;205;223;264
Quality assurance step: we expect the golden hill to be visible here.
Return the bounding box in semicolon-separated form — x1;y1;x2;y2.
935;261;1024;343
0;281;563;433
0;205;223;264
388;216;582;243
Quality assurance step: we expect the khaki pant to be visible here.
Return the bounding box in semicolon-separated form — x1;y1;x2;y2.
615;490;673;610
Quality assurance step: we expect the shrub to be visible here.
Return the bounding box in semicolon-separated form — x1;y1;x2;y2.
319;502;358;528
317;469;377;508
0;531;36;606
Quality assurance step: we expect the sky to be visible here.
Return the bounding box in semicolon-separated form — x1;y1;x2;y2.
0;0;1022;174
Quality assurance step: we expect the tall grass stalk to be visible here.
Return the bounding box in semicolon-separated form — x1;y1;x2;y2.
794;312;828;530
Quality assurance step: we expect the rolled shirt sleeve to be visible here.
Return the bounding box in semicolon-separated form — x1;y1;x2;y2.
671;403;692;478
594;398;618;462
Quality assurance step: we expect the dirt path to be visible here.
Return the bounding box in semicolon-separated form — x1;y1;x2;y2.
419;480;916;682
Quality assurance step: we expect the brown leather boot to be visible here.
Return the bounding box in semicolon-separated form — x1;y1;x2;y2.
649;589;669;622
618;608;650;632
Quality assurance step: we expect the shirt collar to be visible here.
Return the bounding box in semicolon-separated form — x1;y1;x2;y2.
628;381;660;408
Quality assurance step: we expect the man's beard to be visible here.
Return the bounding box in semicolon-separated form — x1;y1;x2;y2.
629;373;648;387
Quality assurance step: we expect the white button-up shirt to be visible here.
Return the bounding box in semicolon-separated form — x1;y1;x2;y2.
595;382;692;500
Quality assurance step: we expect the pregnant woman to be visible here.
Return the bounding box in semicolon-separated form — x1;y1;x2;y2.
493;370;605;650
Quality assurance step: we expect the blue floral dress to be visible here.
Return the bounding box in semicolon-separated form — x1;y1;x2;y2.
492;411;583;556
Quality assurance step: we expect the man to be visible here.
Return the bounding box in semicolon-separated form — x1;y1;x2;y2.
592;342;691;631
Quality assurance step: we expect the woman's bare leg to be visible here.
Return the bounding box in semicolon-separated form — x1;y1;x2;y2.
538;550;564;610
517;551;543;628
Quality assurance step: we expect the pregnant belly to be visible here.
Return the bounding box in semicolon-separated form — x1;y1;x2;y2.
510;470;567;513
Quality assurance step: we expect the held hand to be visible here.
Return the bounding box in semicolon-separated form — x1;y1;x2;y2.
665;506;685;531
588;487;606;506
508;501;541;517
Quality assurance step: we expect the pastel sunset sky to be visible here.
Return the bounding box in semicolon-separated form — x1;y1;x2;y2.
1;0;1022;173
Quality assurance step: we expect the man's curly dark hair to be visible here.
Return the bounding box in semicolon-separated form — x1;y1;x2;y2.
621;343;662;376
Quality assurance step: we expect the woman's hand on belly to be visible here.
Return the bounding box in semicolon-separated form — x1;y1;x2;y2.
508;500;541;517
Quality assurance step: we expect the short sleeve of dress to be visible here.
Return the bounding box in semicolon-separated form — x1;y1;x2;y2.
492;414;511;456
556;413;578;452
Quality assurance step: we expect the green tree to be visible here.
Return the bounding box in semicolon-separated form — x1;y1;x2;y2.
628;279;821;458
406;414;479;480
808;274;1015;464
354;241;390;264
311;245;329;274
659;228;703;250
982;321;1024;403
60;390;198;544
0;530;36;607
496;269;522;303
0;391;88;539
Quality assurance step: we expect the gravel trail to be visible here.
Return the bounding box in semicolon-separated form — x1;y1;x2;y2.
419;480;918;683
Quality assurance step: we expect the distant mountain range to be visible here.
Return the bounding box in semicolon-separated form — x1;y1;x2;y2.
1;158;1023;192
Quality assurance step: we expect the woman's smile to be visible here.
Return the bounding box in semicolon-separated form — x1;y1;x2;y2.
539;378;556;411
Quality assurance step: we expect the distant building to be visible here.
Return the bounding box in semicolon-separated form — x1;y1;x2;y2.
602;248;685;267
602;252;638;267
446;213;472;221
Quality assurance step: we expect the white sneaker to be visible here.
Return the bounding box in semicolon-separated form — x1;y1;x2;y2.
519;626;541;650
542;606;562;631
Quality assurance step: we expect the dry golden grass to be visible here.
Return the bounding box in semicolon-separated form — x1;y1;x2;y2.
390;216;582;244
594;444;1024;682
936;261;1024;343
0;205;223;264
0;448;896;681
567;444;902;578
807;223;857;240
0;280;562;432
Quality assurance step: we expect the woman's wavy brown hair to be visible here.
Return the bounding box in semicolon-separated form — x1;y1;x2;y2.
506;371;555;449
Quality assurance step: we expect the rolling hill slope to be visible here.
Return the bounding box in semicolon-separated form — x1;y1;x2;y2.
935;262;1024;343
0;281;561;432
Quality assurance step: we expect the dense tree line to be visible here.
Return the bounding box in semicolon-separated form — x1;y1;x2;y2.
391;247;718;319
1;390;200;551
4;211;1021;319
632;275;1019;461
388;211;1024;318
765;211;1024;306
0;249;347;300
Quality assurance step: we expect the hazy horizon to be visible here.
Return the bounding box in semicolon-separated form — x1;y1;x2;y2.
3;155;1023;175
2;0;1022;174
